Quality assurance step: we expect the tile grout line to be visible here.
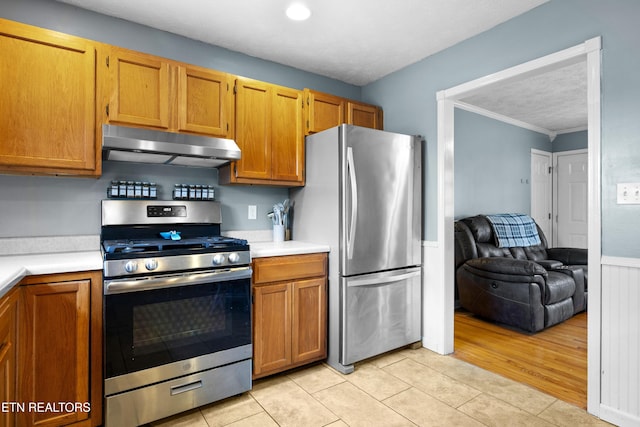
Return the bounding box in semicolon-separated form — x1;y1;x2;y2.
285;368;344;426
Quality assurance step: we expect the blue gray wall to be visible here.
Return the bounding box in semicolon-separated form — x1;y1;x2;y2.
454;109;552;219
363;0;640;257
0;0;361;237
553;130;588;152
0;162;287;236
453;114;585;219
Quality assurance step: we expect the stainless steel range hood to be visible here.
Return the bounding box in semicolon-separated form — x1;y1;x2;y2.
102;124;241;168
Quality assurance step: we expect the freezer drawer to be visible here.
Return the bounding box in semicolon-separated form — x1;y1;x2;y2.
340;267;421;366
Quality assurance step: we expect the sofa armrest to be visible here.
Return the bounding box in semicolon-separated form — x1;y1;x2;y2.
465;257;548;277
536;259;564;270
547;248;588;265
551;265;587;313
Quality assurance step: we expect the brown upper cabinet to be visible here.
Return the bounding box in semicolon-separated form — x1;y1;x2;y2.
304;90;345;134
104;47;234;138
0;18;381;184
347;101;382;130
0;19;99;176
218;77;304;187
304;88;383;134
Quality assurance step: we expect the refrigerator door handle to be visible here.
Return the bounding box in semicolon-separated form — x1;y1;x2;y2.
346;268;421;288
347;146;358;260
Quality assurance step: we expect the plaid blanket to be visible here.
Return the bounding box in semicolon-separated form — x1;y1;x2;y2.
484;214;541;248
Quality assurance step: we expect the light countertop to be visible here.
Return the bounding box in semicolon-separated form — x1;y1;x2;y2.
249;240;330;258
0;251;103;299
222;230;330;258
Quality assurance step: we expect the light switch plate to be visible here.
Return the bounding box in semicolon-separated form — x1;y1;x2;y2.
617;183;640;204
248;205;257;219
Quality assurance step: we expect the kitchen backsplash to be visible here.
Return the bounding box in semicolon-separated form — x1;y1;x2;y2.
0;161;287;238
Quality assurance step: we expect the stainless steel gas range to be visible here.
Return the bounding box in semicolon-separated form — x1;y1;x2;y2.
100;200;252;427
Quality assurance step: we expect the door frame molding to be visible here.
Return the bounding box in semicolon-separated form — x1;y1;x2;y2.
434;37;602;415
552;148;588;247
531;148;553;242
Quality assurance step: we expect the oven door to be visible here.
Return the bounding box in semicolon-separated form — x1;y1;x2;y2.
104;267;252;396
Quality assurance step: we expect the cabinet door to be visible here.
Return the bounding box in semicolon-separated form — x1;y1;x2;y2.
253;283;291;376
0;288;18;427
347;101;382;130
177;65;233;137
19;280;91;427
271;86;304;184
0;19;97;174
305;89;345;134
108;48;171;129
292;278;327;364
234;78;271;180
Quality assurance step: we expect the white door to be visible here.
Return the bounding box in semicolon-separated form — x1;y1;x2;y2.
531;149;553;242
553;149;588;248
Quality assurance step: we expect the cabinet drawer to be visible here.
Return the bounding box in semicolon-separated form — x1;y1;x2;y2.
253;253;327;284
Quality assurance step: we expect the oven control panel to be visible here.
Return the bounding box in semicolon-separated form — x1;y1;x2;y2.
147;205;187;217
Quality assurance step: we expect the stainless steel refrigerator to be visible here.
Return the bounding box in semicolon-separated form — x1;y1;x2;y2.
290;124;422;374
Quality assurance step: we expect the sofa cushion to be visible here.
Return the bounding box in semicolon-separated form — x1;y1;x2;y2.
509;247;528;260
524;244;549;261
477;243;514;258
462;215;493;243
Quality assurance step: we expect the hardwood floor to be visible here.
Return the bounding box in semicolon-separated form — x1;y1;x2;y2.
453;310;588;409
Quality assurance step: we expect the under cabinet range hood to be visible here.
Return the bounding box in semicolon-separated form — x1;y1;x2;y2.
102;124;241;168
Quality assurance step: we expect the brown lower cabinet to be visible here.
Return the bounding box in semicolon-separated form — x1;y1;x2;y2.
17;271;103;427
0;287;18;427
252;253;327;378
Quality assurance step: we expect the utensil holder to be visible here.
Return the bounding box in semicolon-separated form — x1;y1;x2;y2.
273;224;285;242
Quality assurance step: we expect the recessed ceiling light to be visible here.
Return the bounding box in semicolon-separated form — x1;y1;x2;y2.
286;3;311;21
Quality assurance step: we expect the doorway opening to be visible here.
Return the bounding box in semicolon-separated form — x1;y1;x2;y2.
433;37;602;415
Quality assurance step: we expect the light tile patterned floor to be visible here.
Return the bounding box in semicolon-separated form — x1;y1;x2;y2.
149;347;610;427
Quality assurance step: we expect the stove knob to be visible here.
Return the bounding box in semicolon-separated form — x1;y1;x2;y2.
228;252;241;264
124;261;138;274
212;254;225;266
145;259;159;271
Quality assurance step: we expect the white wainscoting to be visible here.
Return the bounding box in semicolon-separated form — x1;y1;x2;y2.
600;256;640;427
421;240;453;354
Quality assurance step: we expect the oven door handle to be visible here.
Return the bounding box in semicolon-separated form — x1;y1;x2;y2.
104;266;252;295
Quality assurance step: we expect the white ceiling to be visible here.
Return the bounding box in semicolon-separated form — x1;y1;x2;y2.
459;59;588;136
56;0;586;136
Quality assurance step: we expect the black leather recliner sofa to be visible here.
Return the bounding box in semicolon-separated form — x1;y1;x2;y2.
455;215;587;333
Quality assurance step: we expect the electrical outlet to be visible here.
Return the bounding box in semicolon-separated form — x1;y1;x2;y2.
617;183;640;204
248;205;257;220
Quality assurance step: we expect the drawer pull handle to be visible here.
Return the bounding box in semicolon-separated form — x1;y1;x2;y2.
170;380;203;396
